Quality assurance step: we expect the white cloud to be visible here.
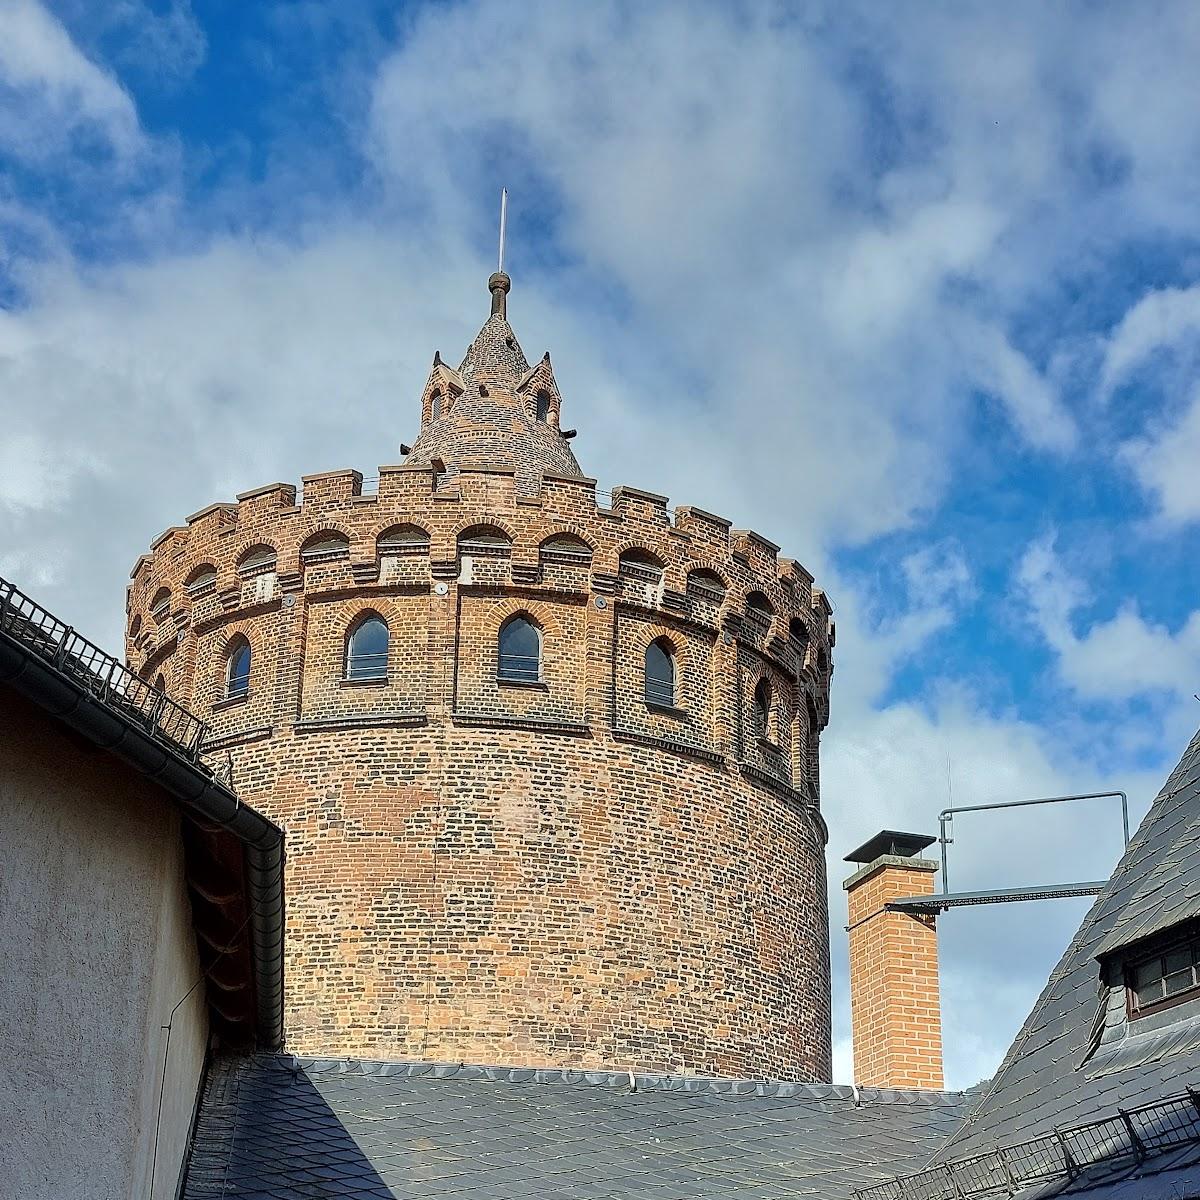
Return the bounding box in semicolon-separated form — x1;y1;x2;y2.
1101;285;1200;394
1122;385;1200;525
1017;534;1200;700
0;0;143;162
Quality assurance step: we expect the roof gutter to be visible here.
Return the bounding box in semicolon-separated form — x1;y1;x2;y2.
0;627;284;1048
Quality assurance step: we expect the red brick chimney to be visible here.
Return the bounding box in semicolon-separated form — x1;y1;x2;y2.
843;831;944;1090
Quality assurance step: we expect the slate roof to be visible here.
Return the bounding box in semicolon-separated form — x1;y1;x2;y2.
181;1055;970;1199
926;727;1200;1164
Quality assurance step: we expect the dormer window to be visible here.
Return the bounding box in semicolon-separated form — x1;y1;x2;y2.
535;390;551;422
431;390;442;420
1129;937;1200;1018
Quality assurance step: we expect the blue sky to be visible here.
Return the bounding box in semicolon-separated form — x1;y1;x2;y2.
3;0;1200;1087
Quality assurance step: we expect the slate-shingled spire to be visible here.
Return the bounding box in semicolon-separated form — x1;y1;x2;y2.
403;271;585;492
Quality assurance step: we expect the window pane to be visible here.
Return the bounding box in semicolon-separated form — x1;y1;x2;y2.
645;641;674;706
499;618;540;681
347;616;388;680
1134;958;1163;989
1165;949;1192;975
1164;970;1193;997
227;643;251;694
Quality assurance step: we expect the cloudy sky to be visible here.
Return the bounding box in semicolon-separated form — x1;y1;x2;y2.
3;0;1200;1087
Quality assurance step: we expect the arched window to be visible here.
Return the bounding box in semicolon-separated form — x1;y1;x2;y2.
346;613;389;681
377;524;430;555
154;673;167;693
226;637;251;699
459;525;513;557
186;564;217;596
687;569;726;601
535;390;551;422
430;390;442;420
539;534;592;566
150;587;172;622
238;545;277;575
498;614;541;683
644;638;675;708
746;591;774;619
619;548;664;582
753;678;773;741
790;617;810;654
301;531;349;564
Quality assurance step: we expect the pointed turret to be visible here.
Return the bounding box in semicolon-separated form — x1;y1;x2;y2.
403;271;585;492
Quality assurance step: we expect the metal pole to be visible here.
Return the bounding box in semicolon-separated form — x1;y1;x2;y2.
498;188;508;274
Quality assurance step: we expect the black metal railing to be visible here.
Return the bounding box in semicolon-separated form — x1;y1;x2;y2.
856;1090;1200;1200
0;577;208;758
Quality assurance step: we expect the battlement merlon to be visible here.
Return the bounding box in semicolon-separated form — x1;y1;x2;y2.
133;464;828;626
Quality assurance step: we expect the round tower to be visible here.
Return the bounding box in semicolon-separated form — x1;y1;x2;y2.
126;275;836;1082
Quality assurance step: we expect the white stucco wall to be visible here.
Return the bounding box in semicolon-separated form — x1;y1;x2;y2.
0;688;209;1200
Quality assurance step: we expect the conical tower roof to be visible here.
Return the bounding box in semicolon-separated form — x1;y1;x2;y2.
403;272;584;492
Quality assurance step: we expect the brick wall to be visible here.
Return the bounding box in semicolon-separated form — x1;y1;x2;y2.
126;464;835;1082
844;857;943;1089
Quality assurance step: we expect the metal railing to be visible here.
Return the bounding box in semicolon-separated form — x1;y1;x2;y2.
0;577;208;758
856;1089;1200;1200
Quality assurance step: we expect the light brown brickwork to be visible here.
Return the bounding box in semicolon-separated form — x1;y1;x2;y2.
124;290;837;1082
844;856;944;1089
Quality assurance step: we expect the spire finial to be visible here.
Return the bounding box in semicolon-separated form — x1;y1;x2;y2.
488;189;512;318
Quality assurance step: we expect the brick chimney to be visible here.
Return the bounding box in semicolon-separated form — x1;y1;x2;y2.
843;830;944;1090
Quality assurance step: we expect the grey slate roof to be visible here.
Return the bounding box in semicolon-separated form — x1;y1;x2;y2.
181;1055;969;1199
929;726;1200;1163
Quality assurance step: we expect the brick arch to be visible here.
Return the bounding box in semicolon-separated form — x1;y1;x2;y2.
453;515;519;543
487;594;565;640
537;526;596;551
300;526;352;550
236;542;278;571
635;620;691;673
375;521;430;546
685;563;731;591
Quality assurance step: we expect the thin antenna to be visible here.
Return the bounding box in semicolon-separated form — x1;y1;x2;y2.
497;188;508;274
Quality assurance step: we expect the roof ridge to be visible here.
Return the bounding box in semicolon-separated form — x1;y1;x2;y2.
260;1053;970;1105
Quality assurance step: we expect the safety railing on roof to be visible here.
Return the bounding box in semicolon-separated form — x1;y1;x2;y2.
855;1089;1200;1200
0;577;208;759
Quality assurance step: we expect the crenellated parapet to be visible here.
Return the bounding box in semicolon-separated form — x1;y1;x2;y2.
128;463;834;780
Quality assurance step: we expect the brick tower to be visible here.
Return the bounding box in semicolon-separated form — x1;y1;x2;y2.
125;271;836;1082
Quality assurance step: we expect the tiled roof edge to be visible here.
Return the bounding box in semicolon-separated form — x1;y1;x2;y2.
265;1054;968;1106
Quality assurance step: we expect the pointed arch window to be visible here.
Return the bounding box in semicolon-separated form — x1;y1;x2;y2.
752;678;774;742
226;637;251;699
535;390;551;422
498;614;541;683
346;613;389;681
430;390;442;421
644;638;676;708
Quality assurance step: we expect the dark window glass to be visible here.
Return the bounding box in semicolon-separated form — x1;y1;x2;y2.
535;391;551;422
346;615;388;680
431;390;442;420
499;616;540;682
226;640;251;697
753;678;773;740
645;640;675;707
1130;939;1200;1014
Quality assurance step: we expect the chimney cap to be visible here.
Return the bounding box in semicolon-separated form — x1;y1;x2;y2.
844;829;937;864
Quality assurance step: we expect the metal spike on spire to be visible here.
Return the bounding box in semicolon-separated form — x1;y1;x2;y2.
497;188;508;274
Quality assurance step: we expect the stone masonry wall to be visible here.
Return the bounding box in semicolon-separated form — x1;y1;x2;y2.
127;464;835;1082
